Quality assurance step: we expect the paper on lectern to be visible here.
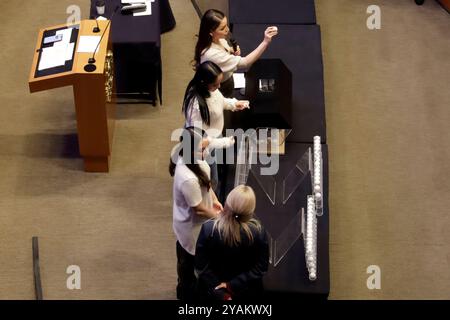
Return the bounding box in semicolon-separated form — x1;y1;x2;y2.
53;29;75;61
38;46;66;71
77;36;101;53
55;28;73;45
64;43;75;61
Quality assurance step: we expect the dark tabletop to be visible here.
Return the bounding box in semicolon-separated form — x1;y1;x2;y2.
90;0;176;46
89;0;176;100
225;16;329;296
229;0;316;26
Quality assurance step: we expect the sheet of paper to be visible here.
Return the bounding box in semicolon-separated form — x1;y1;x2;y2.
55;28;73;45
233;73;246;89
38;46;66;71
134;0;152;16
52;29;75;61
76;36;101;53
121;0;146;4
64;43;75;61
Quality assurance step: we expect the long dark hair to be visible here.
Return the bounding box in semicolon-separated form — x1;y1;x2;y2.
169;127;211;191
182;61;223;127
193;9;225;67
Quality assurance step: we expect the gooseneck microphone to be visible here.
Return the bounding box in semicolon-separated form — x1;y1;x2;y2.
93;19;100;33
93;0;105;32
84;5;119;72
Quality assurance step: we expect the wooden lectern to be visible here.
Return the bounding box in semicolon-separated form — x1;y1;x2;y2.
29;20;115;172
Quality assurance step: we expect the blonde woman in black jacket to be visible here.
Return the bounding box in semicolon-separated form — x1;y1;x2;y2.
195;185;269;301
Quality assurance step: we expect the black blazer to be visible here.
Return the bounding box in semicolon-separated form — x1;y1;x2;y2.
195;219;269;300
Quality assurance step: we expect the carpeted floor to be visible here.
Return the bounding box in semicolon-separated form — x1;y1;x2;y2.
316;0;450;299
0;0;198;299
0;0;449;299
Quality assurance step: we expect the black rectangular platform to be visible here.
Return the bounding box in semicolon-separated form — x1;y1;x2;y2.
229;0;316;26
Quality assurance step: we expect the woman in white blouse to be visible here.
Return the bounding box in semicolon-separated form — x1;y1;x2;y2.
193;9;278;97
169;127;223;300
182;61;248;196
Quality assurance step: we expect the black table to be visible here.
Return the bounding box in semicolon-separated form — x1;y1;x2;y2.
230;24;326;143
224;142;330;297
222;21;329;297
229;0;316;27
90;0;176;104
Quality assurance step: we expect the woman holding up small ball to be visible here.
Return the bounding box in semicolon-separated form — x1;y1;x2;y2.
193;9;278;97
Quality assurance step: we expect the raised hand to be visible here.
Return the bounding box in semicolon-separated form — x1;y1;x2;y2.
264;26;278;43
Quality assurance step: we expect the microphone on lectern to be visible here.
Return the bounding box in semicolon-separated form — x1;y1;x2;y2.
93;0;105;32
84;5;119;72
93;19;100;33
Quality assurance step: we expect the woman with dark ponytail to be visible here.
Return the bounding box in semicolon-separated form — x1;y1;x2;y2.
183;61;249;131
195;185;269;301
183;61;249;195
169;127;223;301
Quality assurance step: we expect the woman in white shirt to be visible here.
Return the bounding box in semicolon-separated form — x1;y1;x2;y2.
193;9;278;97
182;61;248;197
169;127;223;300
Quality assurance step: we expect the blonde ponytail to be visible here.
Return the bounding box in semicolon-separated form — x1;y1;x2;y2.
213;185;261;247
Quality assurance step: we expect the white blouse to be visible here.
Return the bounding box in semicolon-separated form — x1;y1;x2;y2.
201;38;243;82
185;89;237;149
173;157;212;255
185;89;237;135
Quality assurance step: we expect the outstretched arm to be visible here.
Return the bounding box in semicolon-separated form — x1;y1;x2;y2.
238;26;278;68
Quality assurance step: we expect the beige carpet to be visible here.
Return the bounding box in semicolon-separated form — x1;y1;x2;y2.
0;0;198;299
316;0;450;299
0;0;449;300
